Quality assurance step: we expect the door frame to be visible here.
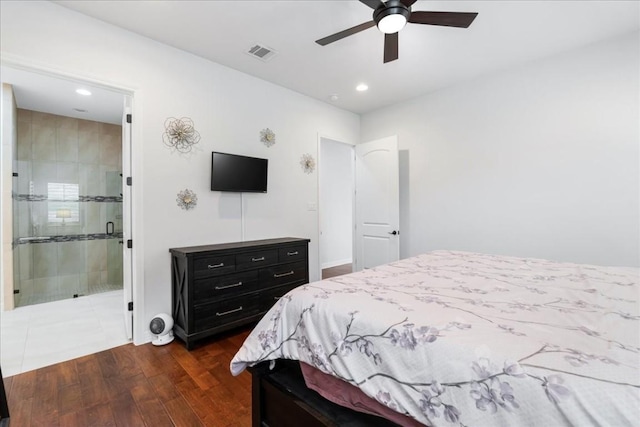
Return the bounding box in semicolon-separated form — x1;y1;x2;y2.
316;134;356;280
0;56;144;343
122;97;133;340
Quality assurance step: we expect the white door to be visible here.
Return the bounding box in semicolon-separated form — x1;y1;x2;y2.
122;98;133;340
354;136;400;271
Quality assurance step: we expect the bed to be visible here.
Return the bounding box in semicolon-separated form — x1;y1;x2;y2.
230;250;640;426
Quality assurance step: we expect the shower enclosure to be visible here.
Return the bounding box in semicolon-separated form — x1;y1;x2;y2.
12;109;123;307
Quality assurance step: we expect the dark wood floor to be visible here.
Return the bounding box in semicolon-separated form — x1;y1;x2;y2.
2;327;252;426
2;270;353;426
321;263;352;279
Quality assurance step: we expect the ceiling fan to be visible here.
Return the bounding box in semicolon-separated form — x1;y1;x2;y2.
315;0;478;63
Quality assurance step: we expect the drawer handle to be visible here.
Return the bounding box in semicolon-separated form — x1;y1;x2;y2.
252;257;265;262
287;251;299;256
274;270;294;278
215;281;243;290
208;263;224;269
216;306;243;316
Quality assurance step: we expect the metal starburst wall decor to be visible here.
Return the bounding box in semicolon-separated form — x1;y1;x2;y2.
163;117;201;153
300;153;316;174
260;128;276;147
176;189;198;210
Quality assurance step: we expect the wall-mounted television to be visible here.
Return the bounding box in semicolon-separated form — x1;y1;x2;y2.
211;152;268;193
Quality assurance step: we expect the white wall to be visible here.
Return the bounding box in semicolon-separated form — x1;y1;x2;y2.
320;139;353;269
361;32;640;267
0;1;359;342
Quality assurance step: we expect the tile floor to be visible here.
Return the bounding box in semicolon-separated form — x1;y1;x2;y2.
0;290;130;378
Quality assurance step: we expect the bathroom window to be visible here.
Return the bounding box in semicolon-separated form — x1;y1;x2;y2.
47;183;80;224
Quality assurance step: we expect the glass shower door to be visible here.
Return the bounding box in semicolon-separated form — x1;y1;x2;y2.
104;171;123;293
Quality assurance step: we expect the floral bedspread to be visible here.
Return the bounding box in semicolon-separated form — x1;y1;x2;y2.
230;251;640;426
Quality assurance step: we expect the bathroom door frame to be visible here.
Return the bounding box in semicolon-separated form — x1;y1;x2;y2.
122;97;133;340
0;56;142;343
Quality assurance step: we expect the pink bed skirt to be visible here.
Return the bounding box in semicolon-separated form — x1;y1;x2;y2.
300;361;424;426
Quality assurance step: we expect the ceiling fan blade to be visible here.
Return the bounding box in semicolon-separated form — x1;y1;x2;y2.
400;0;418;7
316;21;376;46
408;11;478;28
383;32;399;63
360;0;385;10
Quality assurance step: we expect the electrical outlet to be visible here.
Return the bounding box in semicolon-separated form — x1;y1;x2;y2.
307;202;317;211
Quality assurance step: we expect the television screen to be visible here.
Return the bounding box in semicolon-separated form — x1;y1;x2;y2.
211;152;268;193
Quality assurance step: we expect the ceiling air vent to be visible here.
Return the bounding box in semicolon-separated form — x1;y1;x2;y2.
246;44;277;62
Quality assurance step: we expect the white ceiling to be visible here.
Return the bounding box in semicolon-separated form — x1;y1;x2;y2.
1;65;125;124
3;1;639;123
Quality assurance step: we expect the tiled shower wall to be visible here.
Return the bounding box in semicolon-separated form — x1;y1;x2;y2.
13;109;123;307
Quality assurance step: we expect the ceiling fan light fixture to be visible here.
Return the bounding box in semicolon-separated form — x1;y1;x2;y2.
377;14;407;34
315;0;477;64
374;1;411;34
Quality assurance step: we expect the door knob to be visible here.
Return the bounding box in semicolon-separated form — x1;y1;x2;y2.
388;230;399;235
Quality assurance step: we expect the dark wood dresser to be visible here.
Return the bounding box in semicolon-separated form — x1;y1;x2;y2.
169;237;310;349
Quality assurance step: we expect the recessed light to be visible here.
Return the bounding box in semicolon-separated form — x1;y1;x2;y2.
356;83;368;92
75;89;92;96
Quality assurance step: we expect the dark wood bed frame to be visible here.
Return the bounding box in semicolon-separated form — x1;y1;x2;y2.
249;360;400;427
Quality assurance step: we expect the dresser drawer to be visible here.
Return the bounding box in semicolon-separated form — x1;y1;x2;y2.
193;255;235;278
260;283;301;312
194;294;261;332
193;270;259;303
171;238;310;349
260;261;307;288
236;249;278;271
279;245;307;263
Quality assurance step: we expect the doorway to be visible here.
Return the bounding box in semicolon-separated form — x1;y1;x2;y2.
319;137;354;280
0;66;135;375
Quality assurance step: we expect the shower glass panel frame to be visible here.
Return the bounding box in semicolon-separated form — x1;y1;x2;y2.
13;109;124;307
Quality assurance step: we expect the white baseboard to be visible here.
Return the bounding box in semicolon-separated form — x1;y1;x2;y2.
321;258;352;270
